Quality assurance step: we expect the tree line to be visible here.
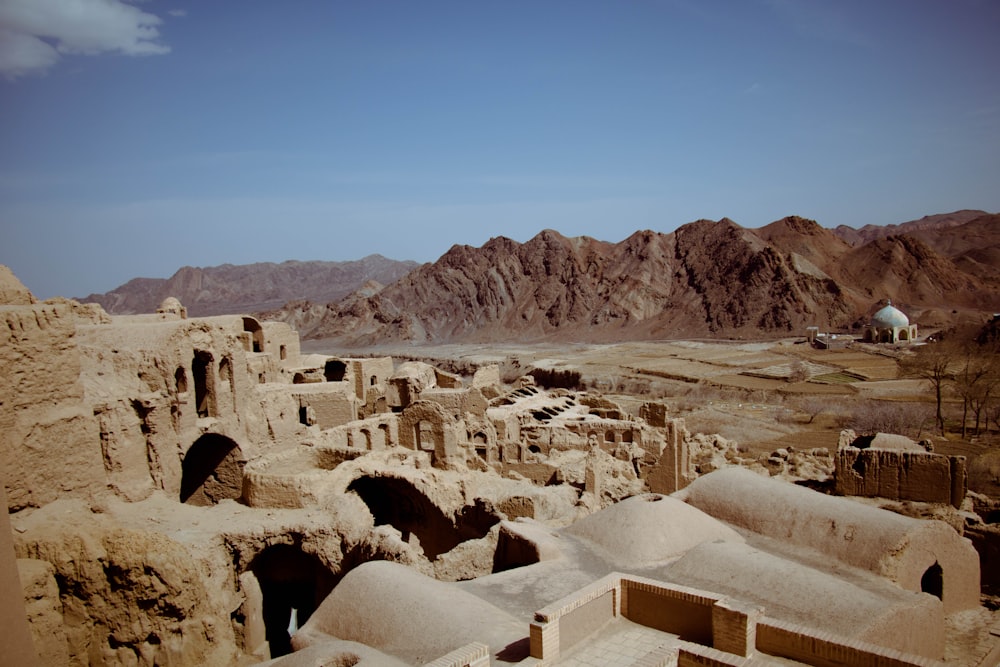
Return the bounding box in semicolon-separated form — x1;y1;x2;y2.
901;323;1000;437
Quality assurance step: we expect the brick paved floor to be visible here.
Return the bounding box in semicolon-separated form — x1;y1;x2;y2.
552;618;680;667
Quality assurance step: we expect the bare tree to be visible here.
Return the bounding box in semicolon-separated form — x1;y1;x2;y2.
794;396;829;424
900;343;956;435
846;400;934;439
965;345;1000;435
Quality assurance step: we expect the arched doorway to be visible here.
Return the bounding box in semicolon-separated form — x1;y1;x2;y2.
921;562;943;600
180;434;244;505
249;545;335;658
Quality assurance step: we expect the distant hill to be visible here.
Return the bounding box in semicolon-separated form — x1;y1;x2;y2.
262;212;999;345
78;255;420;317
832;210;988;246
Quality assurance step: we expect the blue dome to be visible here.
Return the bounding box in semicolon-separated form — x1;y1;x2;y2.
871;301;909;329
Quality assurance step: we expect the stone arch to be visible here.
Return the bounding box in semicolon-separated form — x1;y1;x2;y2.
180;433;245;505
324;359;347;382
605;430;615;443
360;428;373;450
192;350;216;418
921;562;943;600
347;475;499;561
898;328;910;341
248;544;335;658
243;317;265;353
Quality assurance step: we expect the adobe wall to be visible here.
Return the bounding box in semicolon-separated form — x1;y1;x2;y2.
645;419;692;495
0;486;39;666
262;321;300;367
0;304;105;511
349;356;394;401
292;385;358;430
835;447;967;508
398;400;464;469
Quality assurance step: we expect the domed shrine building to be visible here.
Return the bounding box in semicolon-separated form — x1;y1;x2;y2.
864;300;918;343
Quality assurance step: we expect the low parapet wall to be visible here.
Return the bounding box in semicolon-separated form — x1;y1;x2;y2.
756;616;941;667
835;447;967;508
528;573;942;666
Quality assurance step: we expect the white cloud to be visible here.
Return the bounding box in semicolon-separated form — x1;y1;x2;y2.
0;0;169;79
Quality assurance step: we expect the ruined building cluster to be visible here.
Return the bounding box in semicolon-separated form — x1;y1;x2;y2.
0;265;989;667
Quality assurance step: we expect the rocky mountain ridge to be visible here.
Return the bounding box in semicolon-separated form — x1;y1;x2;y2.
261;212;999;345
78;255;420;317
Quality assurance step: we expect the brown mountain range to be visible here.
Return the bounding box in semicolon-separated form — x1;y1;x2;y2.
78;255;420;317
261;211;999;345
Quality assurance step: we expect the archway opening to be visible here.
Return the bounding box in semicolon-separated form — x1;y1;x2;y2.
324;359;347;382
921;562;943;600
249;545;335;658
347;476;499;561
192;351;216;418
180;434;244;505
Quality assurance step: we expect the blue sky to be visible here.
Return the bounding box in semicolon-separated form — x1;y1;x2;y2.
1;0;998;299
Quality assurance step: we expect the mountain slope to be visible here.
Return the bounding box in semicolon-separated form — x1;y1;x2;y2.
78;255;420;317
279;220;864;345
833;210;987;247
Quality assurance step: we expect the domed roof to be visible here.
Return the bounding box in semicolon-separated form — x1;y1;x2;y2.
871;300;909;329
562;493;743;567
157;296;184;314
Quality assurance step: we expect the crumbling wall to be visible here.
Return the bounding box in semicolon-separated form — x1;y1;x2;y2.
0;304;105;511
262;321;299;368
398;401;464;469
350;356;394;402
292;386;358;430
14;507;239;667
645;419;693;494
836;447;967;508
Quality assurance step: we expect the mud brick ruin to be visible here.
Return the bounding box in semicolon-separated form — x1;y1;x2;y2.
0;265;992;667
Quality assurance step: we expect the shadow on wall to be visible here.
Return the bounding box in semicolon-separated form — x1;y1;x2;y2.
180;433;245;505
347;475;500;561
